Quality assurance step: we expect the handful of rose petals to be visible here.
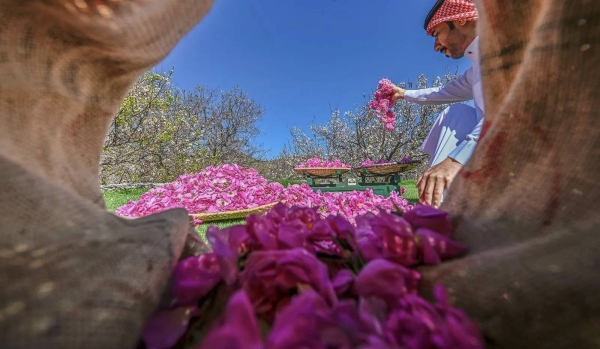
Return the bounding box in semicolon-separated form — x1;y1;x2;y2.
369;78;396;131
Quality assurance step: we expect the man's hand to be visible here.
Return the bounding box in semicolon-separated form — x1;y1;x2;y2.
417;157;463;208
390;84;406;102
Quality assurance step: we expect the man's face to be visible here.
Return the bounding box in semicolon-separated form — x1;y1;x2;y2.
430;21;471;59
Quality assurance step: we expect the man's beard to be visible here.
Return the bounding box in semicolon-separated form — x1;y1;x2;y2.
441;46;464;59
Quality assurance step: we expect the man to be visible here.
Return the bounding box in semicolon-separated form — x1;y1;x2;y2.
391;0;482;208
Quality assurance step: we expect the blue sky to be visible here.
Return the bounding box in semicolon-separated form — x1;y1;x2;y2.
155;0;472;159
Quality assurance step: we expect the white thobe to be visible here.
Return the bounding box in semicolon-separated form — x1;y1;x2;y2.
403;36;484;166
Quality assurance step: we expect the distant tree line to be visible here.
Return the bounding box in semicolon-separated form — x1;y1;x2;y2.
101;68;457;184
101;69;265;184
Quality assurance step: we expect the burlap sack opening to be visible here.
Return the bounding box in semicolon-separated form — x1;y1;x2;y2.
0;0;598;348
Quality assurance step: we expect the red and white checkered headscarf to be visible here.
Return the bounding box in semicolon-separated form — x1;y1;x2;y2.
425;0;479;36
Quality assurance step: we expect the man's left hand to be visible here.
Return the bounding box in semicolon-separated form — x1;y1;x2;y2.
417;158;463;208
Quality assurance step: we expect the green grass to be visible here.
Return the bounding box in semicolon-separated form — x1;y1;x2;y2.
272;179;306;187
195;219;246;237
103;181;419;242
103;188;147;212
399;180;418;204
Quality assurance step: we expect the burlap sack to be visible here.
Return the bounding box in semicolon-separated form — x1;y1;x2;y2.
0;1;213;348
0;0;597;348
420;1;600;348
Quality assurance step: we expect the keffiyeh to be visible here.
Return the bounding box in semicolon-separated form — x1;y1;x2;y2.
424;0;479;35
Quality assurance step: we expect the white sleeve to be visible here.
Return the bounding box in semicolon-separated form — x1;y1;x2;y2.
403;68;474;105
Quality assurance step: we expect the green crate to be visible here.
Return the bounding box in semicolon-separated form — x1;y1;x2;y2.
302;165;418;198
308;178;401;197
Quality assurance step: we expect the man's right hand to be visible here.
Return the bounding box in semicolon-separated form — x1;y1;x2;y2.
390;84;406;102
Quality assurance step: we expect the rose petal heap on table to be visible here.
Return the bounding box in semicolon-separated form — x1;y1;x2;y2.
360;157;413;167
141;203;484;349
296;157;351;168
369;78;396;131
115;164;284;225
360;158;391;167
279;184;412;225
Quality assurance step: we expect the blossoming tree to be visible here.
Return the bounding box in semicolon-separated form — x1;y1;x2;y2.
274;73;459;180
101;70;267;184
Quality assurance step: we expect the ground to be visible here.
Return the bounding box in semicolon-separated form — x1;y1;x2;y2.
102;180;419;236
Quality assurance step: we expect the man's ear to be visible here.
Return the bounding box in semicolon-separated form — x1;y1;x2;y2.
457;19;468;26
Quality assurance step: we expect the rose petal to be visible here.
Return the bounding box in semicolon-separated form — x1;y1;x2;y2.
354;259;421;307
199;291;263;349
142;306;198;349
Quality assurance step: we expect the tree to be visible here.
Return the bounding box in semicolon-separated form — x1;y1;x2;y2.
100;69;266;184
190;86;266;166
278;72;457;179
